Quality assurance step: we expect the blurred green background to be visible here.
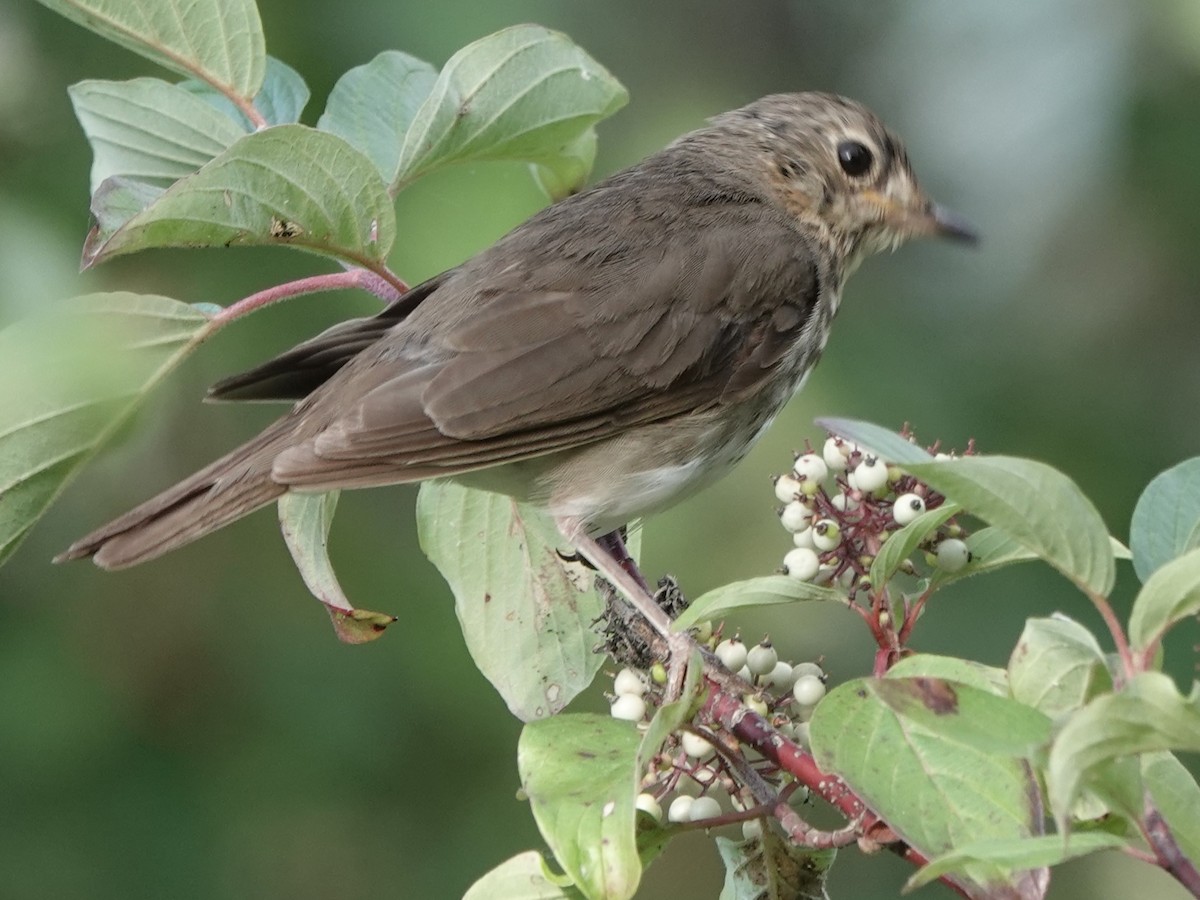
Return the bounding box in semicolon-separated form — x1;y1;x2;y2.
2;0;1200;897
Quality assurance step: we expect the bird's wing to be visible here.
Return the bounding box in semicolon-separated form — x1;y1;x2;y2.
206;272;451;403
271;203;823;487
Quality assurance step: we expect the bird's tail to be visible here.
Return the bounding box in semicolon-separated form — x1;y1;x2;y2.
57;420;295;570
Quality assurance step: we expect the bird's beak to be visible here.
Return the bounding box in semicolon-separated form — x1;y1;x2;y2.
863;190;978;244
926;203;978;244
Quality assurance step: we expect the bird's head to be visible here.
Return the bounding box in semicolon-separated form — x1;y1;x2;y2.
708;92;976;273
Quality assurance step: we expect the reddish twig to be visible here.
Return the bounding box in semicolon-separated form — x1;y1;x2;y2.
1144;797;1200;898
1083;586;1136;682
210;268;408;327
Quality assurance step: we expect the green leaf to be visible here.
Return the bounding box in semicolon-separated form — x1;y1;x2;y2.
716;833;835;900
935;529;1128;589
180;56;310;128
82;125;396;270
519;715;643;900
906;833;1124;891
394;25;628;189
0;293;210;567
868;502;960;587
69;78;246;194
89;177;165;235
816;418;934;466
809;677;1049;895
463;851;583;900
1130;457;1200;582
531;127;598;201
1047;672;1200;829
1128;546;1200;653
822;420;1115;594
277;491;396;644
38;0;265;100
887;654;1009;697
1009;615;1111;718
416;481;604;720
1143;751;1200;865
317;50;438;187
673;575;843;630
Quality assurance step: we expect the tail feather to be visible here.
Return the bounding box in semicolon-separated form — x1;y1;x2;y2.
57;423;292;570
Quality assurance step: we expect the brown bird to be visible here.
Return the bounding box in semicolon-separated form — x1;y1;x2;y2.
60;92;974;642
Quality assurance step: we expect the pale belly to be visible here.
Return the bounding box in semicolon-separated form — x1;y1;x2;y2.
453;369;810;535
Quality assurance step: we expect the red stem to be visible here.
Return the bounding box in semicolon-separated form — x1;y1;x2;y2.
1085;586;1136;681
209;268;408;327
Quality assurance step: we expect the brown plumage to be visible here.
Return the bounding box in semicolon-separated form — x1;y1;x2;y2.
60;92;973;583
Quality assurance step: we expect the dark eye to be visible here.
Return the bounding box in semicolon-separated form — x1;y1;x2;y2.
836;140;874;177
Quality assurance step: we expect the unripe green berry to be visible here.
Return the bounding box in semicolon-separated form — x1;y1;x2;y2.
782;547;820;581
746;641;778;676
651;662;668;685
715;637;748;671
892;492;926;525
744;695;769;717
936;538;972;572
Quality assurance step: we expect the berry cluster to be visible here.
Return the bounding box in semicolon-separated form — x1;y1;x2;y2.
775;435;971;597
609;638;827;829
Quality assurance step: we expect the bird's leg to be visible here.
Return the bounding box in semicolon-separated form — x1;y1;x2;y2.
557;519;692;698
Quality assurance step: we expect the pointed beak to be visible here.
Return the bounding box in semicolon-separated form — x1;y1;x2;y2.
862;190;978;245
927;202;978;244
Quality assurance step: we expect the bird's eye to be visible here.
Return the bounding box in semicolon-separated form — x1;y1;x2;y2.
836;140;874;177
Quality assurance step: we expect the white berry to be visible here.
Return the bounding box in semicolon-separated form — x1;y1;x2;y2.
792;453;828;485
792;721;812;747
774;473;802;503
636;793;663;822
767;660;794;688
792;527;816;550
667;795;694;823
892;493;926;525
688;796;722;822
779;500;813;533
610;694;646;722
823;437;851;472
792;662;826;681
614;668;647;697
782;547;820;581
830;492;858;512
936;538;972;573
746;641;779;676
715;638;748;671
853;455;889;492
681;731;713;758
811;519;841;551
792;674;827;708
742;819;763;840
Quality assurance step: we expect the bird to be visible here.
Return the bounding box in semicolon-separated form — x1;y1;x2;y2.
59;92;975;646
